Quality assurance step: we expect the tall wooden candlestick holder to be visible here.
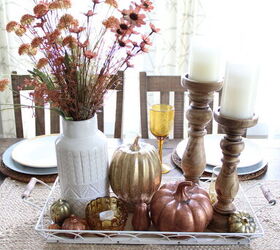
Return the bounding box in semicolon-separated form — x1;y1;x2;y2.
209;109;258;232
181;75;223;183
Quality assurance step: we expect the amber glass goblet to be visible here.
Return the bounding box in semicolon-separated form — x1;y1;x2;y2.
149;104;175;174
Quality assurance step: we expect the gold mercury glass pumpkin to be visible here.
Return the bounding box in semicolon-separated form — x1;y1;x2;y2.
109;136;162;207
50;199;71;225
228;211;256;233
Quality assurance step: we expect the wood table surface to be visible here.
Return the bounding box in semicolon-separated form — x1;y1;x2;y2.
0;137;279;185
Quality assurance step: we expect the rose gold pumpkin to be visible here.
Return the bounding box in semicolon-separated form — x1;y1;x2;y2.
150;181;213;232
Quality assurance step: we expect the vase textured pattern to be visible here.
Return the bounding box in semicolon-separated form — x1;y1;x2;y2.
56;116;109;217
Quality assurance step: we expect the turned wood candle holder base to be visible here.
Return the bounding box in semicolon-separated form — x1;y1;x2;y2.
208;109;258;232
181;75;223;183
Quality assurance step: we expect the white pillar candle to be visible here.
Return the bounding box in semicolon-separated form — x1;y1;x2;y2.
220;60;259;119
189;37;223;82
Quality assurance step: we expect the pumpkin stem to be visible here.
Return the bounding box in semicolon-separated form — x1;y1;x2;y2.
175;181;193;201
130;136;141;151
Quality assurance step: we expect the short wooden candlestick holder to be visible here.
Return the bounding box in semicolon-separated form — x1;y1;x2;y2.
181;75;223;183
209;109;258;232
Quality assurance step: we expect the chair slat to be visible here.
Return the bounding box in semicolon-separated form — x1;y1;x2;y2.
11;75;24;138
97;107;104;132
114;90;123;138
146;76;184;92
140;72;149;138
174;92;184;138
160;92;169;105
35;106;45;136
50;104;60;134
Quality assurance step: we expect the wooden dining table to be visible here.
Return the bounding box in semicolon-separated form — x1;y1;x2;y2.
0;137;279;184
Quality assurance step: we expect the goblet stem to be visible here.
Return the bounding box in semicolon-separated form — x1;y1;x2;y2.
157;137;164;164
157;137;172;174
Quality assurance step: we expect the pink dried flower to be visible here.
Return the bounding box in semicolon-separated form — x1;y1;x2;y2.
84;50;97;59
118;39;131;48
69;26;86;34
140;0;154;12
84;10;94;17
78;39;89;48
122;6;146;27
140;42;149;52
141;35;152;45
150;23;160;33
126;61;134;68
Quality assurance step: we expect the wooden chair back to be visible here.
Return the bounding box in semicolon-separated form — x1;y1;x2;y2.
139;72;221;139
11;71;124;138
140;72;185;139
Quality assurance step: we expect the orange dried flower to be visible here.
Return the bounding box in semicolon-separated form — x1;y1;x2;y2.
49;29;61;42
28;47;37;56
20;14;35;25
6;21;19;32
49;0;71;10
15;25;26;36
18;44;30;55
0;79;9;92
37;58;48;69
54;56;64;66
33;3;49;18
58;14;75;29
62;35;78;48
31;37;43;48
105;0;118;8
102;16;119;29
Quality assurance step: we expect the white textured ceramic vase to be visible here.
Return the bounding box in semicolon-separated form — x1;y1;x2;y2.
56;116;109;217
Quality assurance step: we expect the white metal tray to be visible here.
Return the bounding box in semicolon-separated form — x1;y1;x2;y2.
23;177;268;246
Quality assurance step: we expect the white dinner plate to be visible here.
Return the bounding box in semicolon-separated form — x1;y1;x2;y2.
176;134;263;168
11;134;59;168
2;141;57;175
204;160;267;175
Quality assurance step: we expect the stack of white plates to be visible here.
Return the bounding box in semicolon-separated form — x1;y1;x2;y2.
175;134;267;175
2;135;59;175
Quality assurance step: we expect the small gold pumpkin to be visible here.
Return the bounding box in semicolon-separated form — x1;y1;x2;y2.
50;199;71;225
228;211;256;233
109;136;161;207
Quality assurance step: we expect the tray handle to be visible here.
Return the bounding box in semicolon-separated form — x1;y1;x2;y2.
260;184;277;205
22;177;52;210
